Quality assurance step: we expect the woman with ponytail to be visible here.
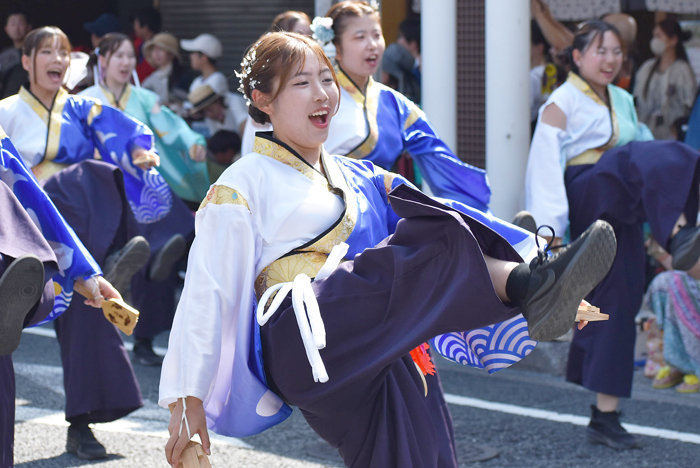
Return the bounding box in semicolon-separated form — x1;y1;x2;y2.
527;20;700;450
634;19;696;140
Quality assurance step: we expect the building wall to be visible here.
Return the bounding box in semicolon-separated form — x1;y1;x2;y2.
160;0;315;78
456;0;486;169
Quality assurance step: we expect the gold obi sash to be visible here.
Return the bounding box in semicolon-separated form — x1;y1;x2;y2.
565;72;620;168
250;135;358;300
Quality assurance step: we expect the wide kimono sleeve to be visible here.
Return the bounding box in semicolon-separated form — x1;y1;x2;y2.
525;92;572;238
159;185;291;437
145;93;206;154
76;98;173;223
395;96;491;212
0;131;101;325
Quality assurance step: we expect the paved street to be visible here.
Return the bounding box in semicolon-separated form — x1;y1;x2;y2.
11;326;700;468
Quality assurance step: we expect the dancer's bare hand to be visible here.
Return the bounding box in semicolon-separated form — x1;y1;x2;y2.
132;147;160;169
75;276;122;308
578;299;590;330
189;144;207;162
165;397;210;468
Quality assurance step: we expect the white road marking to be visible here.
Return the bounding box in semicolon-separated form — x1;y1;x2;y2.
15;405;252;449
24;327;700;446
22;326;168;355
444;393;700;445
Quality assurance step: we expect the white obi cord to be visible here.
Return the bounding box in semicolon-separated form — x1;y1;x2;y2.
257;242;349;384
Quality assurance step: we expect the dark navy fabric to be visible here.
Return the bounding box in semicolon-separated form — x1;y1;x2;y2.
565;140;700;397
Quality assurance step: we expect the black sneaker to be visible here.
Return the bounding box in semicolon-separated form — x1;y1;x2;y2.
104;236;150;293
0;255;44;355
512;211;538;234
669;225;700;271
133;338;164;366
587;405;638;450
66;424;108;460
148;234;186;282
521;220;617;342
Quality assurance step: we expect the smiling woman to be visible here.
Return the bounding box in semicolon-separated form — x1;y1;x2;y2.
159;30;619;468
0;25;179;461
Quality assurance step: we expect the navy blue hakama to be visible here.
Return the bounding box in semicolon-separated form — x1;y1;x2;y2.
565;140;700;397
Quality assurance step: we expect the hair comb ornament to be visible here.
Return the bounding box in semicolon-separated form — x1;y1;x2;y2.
235;39;263;106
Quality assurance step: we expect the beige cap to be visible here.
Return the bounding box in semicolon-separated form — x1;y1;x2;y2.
144;33;181;64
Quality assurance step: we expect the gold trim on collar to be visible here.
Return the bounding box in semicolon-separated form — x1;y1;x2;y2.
335;68;380;159
566;72;607;107
45;88;69;162
99;83;131;110
252;136;324;183
565;72;620;166
19;87;49;125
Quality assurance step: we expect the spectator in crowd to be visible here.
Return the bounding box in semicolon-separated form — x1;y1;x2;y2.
381;18;421;104
271;10;312;36
526;20;700;450
142;32;189;110
181;33;229;94
132;7;161;82
530;20;551;129
0;11;31;99
206;129;242;181
644;264;700;393
634;19;697;140
187;84;247;138
83;13;121;49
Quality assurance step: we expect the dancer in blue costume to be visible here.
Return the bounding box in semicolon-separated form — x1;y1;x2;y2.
81;33;204;365
0;128;123;467
527;21;700;450
0;27;174;459
318;1;490;212
161;32;616;468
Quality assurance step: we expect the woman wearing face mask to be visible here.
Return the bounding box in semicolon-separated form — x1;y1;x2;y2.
160;31;617;468
0;26;173;460
527;21;700;450
80;33;210;365
318;1;490;211
634;19;696;140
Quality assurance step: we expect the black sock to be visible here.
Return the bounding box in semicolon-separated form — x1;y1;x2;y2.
505;263;531;303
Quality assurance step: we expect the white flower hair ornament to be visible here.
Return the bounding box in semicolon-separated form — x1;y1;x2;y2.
310;17;335;45
235;40;265;106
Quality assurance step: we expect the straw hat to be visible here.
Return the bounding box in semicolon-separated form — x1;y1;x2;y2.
144;33;181;64
187;84;223;115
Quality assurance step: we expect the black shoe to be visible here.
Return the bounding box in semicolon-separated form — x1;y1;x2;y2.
512;211;537;234
148;234;186;282
66;424;108;460
669;225;700;271
0;255;44;355
104;236;150;293
133;338;164;366
521;220;617;342
587;405;638;450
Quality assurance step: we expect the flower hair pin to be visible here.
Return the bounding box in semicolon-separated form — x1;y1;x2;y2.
310;17;334;45
235;40;263;106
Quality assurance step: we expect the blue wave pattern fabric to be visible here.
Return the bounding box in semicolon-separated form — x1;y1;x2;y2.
337;159;539;373
5;87;172;223
0;131;101;324
328;68;492;212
